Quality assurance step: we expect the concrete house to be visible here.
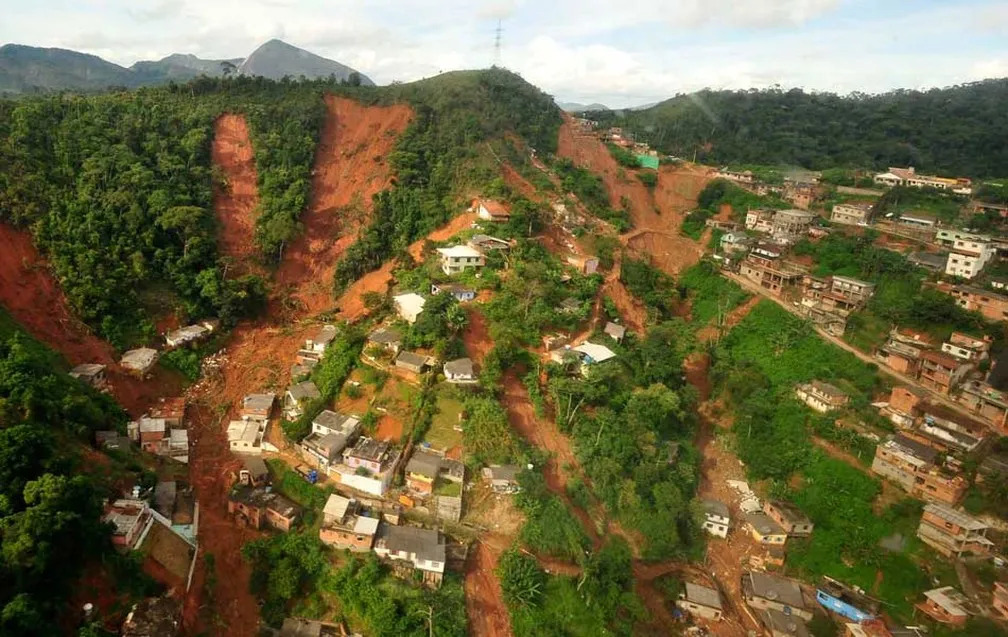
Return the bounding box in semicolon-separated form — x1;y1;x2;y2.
444;357;477;383
367;326;402;355
430;282;476;302
335;437;400;497
305;324;337;354
227;485;301;532
121;348;159;377
760;608;810;637
483;464;521;493
227;420;265;455
944;284;1008;322
741;571;813;621
164;322;214;349
373;525;447;587
676;582;724;621
745;512;788;545
702;499;730;538
393;293;426;324
764;500;814;537
242;393;275;422
944;233;995;279
284;381;321;420
958;380;1008;432
916;503;992;557
136;417;168;453
104;499;152;552
875;166;971;195
239;456;270;487
474;198;511;222
941;332;991;362
795;381;849;413
746;209;776;233
70;363;107;389
436;245;485;276
771;209;815;242
343;437;392;475
406;450;442;495
916;587;971;627
871;435;967;505
567;255;599;274
918;350;969;396
148;397;186;428
604;321;626;342
395;350;430;374
831;202;873;226
319;495;379;552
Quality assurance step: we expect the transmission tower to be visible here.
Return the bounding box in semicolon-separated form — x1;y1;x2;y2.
493;19;503;67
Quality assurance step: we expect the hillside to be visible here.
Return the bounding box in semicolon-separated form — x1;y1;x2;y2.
130;53;244;83
239;39;372;85
589;79;1008;177
0;44;137;95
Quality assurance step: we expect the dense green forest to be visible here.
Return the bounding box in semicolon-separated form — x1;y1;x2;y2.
589;79;1008;177
0;311;154;636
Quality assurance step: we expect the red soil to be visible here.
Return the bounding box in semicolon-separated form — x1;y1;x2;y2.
0;223;181;416
465;538;514;637
374;414;403;442
275;96;412;317
212;114;261;274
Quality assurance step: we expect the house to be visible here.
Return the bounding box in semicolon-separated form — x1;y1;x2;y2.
393;293;426;324
164;428;189;463
896;402;986;455
70;363;107;388
121;597;181;637
373;525;447;587
444;357;477;383
335;437;402;495
603;321;626;342
871;435;967;505
843;622;925;637
760;609;810;637
395;350;430;374
559;297;582;313
406;450;443;494
430;282;476;302
239;456;270;487
290;362;313;381
567;255;599;274
573;342;617;365
468;234;511;251
343;437;392;475
957;380;1008;432
483;464;521;493
942;332;991;362
121;348;159;376
908;252;949;272
717;168;755;184
943;284;1008;321
319;495;380;552
436;245;485;276
702;499;730;538
136;417;168;452
227;420;265;455
874;167;972;195
720;231;753;254
104;499;152;552
772;209;815;242
164;323;213;348
284;381;321;420
917;350;969;395
474;198;511;222
916;503;992;557
915;587;972;627
676;582;724;621
739;251;805;297
95;430;129;450
993;582;1008;619
745;209;776;233
831;202;873;226
367;327;403;354
227;485;301;532
972;200;1008;217
816;576;880;623
795;381;848;413
148;397;186;427
280;618;342;637
303;324;337;357
746;512;788;545
741;571;813;621
944;233;995;279
242;393;275;422
301;433;351;472
875;336;928;376
898;211;939;230
763;500;814;537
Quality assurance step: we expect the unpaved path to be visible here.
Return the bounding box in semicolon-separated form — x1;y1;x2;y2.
0;223;182;416
275;95;412;317
212;114;261;274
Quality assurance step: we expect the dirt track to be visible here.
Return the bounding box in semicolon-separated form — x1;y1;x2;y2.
212;114;261;274
275;96;412;317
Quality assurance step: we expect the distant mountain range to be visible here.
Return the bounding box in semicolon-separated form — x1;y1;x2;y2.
558;101;610;113
0;39;373;96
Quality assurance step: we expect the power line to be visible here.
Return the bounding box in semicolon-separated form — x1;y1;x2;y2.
493;19;503;67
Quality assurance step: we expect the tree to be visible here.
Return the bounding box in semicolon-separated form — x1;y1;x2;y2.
497;549;545;608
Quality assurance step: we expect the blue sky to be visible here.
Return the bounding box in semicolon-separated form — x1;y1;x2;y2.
3;0;1006;107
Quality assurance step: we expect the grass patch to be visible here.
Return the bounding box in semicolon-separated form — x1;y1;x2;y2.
426;392;464;451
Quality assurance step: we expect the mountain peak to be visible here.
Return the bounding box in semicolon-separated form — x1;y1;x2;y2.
239;39;373;85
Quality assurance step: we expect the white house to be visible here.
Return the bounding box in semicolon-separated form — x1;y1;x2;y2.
436;245;485;276
572;342;617;364
944;233;995;279
474;198;510;222
444;358;477;383
304;324;337;355
703;499;730;538
227;420;265;455
393;293;426;324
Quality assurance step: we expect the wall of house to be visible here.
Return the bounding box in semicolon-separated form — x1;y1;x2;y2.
319;527;373;551
677;600;723;621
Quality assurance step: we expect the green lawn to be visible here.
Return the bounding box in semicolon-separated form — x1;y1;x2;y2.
425;393;464;451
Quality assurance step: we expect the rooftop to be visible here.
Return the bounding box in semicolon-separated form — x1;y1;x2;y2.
604;321;626;339
809;380;847;399
311;324;337;346
377;524;445;564
761;608;810;637
703;499;730;519
228;485;300;519
287;380;321;402
923;503;987;531
346;437;390;463
396;350;428;368
243;393;275;412
393;292;426;316
923;586;970;616
746;511;786;537
137;417;167;433
684;582;722;610
768;500;811;525
486;464;521;482
242;456;269;478
121;347;158;371
573;342;617;363
323;494;352;522
313;410;359;434
368;326;402;344
469;233;509;247
477;198;509;217
148;396;186;420
227;420;262;445
444;357;474;376
743;571;808;610
887;434;939;464
437;245;484;259
70;363;105;377
406;450;443;478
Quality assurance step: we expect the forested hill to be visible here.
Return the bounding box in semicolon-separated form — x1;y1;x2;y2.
589;78;1008;177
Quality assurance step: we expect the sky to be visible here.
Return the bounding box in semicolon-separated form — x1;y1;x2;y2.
3;0;1007;107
